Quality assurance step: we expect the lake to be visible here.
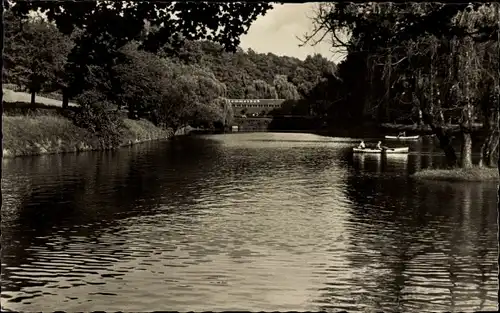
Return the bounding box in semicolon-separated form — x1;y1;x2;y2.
1;132;498;312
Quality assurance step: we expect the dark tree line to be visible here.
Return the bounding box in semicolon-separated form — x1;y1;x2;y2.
301;3;499;169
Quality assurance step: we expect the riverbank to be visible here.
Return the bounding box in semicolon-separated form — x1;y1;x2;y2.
412;167;499;182
2;110;173;158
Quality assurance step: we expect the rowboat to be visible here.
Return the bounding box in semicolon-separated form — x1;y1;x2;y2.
353;147;409;154
384;135;420;140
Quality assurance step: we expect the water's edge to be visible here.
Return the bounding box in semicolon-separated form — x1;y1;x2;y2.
2;137;173;159
1;116;184;159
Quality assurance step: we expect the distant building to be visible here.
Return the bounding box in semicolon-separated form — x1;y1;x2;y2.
228;99;286;117
228;99;286;109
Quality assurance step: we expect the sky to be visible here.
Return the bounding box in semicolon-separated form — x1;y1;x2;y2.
239;3;346;62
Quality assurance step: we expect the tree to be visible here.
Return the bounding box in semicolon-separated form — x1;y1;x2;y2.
303;2;499;168
273;75;300;100
9;1;273;52
3;13;73;104
113;42;169;118
112;42;229;132
245;80;278;99
156;62;227;132
212;97;234;128
8;1;274;101
305;72;343;120
154;38;338;101
289;54;337;98
179;65;228;128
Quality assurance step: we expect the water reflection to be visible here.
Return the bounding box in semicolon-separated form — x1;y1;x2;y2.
1;133;497;312
352;153;382;173
339;172;498;312
1;140;226;292
352;153;409;175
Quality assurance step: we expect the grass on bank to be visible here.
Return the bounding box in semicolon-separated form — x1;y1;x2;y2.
412;166;499;182
121;118;173;145
2;111;172;158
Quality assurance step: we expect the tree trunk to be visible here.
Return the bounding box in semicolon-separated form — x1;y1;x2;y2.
479;112;491;168
459;103;474;168
479;140;488;167
30;91;36;105
478;114;498;168
480;84;500;167
488;135;499;167
460;131;473;168
62;89;69;109
439;110;445;124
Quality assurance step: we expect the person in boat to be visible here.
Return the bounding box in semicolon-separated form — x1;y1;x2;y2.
358;140;366;149
397;131;406;138
376;141;390;151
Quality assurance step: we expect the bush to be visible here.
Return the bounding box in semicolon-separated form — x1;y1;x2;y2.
72;90;124;149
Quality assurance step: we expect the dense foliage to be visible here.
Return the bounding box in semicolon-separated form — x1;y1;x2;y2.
3;2;336;135
302;2;499;168
3;12;73;104
72;90;124;149
6;1;274;101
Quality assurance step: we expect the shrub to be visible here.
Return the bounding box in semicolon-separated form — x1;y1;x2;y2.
72;90;124;149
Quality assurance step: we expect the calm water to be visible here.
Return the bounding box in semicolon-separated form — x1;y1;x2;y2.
1;133;498;312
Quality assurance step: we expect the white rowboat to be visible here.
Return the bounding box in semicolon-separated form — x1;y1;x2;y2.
384;135;420;140
353;147;409;154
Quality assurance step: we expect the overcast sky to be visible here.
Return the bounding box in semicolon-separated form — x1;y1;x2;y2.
239;3;346;62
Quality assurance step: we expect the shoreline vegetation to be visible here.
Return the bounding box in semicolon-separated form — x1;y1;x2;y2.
2;97;497;183
2;102;174;159
412;167;499;182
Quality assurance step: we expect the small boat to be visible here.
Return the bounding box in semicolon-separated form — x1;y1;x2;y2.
353;147;409;154
384;135;420;140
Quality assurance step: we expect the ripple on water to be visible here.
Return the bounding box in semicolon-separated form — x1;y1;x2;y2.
1;134;497;312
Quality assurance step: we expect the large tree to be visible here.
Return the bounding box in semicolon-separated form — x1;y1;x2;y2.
245;80;278;99
3;12;73;104
273;75;300;100
113;42;169;118
113;43;228;132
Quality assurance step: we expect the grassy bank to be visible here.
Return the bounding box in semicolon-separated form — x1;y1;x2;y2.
412;167;499;182
2;111;173;158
